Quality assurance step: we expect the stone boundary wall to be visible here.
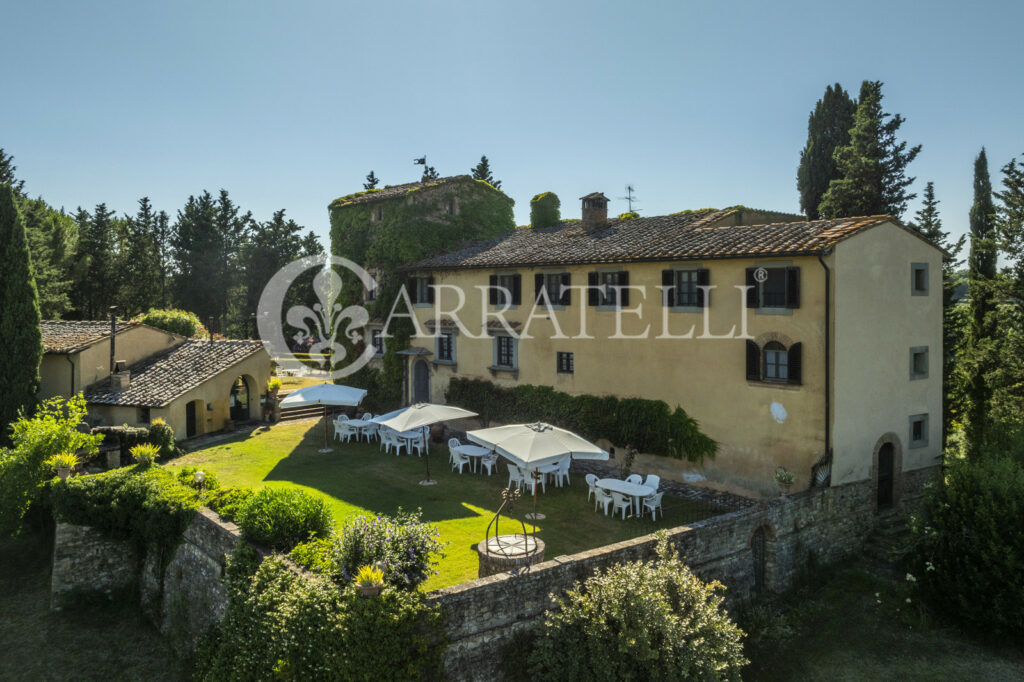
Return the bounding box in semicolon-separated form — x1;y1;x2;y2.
51;507;241;652
50;465;939;680
429;465;940;681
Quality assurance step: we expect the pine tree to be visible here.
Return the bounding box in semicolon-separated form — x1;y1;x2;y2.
119;198;164;315
818;81;921;219
909;182;965;442
363;171;379;190
71;203;116;319
421;166;440;181
996;156;1024;302
155;209;171;307
964;148;998;457
21;198;75;318
530;192;561;228
797;84;856;220
0;147;26;197
471;155;501;189
0;184;43;437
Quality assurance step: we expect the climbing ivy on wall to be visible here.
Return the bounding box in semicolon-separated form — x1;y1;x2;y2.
329;178;514;408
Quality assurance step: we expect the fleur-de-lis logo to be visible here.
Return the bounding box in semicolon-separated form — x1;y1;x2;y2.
285;268;369;367
256;255;378;379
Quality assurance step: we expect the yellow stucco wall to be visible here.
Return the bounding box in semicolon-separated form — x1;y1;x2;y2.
402;255;830;495
38;325;185;399
86;349;271;441
831;222;944;484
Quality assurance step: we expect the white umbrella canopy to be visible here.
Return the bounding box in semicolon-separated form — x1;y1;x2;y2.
377;403;478;432
279;383;367;408
466;422;608;469
370;407;408;423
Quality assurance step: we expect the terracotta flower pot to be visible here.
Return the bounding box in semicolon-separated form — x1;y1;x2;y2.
56;467;71;480
778;481;792;496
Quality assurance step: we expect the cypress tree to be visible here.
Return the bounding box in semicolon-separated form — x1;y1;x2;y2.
996;156;1024;303
363;171;379;190
964;148;997;457
529;192;561;228
471;155;502;189
797;84;856;220
0;184;43;437
818;81;921;219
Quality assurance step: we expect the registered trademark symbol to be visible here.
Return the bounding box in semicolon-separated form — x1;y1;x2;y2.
754;267;768;283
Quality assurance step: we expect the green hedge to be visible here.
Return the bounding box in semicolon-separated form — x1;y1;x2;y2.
236;487;333;552
51;464;200;562
134;308;207;338
445;378;717;463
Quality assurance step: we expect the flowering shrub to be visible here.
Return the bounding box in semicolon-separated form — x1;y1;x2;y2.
237;488;333;552
527;533;747;680
909;453;1024;636
195;546;445;681
290;509;444;590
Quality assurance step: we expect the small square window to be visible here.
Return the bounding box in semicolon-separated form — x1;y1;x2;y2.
138;407;151;424
910;346;928;380
372;206;383;222
371;329;385;356
909;414;929;448
556;352;574;374
911;263;929;296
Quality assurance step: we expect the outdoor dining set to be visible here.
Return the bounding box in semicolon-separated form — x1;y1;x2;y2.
280;381;664;522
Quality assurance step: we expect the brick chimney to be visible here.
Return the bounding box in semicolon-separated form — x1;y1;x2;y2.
580;192;609;230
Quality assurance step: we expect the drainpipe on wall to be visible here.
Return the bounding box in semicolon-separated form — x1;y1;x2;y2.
817;250;833;480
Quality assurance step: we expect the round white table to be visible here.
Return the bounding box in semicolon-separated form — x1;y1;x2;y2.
596;478;655;516
345;419;369;439
397;428;427;454
453;444;492;472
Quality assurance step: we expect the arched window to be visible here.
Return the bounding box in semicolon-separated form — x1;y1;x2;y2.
763;341;788;381
746;339;802;385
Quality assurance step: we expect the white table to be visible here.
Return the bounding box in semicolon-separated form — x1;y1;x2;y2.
398;428;428;454
345;419;369;440
596;478;654;516
453;444;492;472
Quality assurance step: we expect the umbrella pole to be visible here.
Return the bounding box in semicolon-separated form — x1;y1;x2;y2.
319;405;332;453
419;426;437;486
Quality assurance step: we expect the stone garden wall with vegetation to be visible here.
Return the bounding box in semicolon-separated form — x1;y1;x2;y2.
430;466;939;680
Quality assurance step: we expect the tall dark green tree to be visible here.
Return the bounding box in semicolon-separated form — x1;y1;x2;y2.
0;184;43;437
997;155;1024;302
21;199;76;318
818;81;921;219
421;166;440;181
909;181;965;441
964;148;998;457
0;147;26;197
71;203;117;319
470;155;502;189
119;198;164;316
363;171;379;190
530;192;561;228
797;84;856;220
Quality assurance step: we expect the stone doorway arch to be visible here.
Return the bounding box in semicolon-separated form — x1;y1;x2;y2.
871;433;903;510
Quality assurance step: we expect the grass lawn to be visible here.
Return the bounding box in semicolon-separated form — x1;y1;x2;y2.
276;374;324;391
0;532;187;682
170;420;717;591
741;563;1024;681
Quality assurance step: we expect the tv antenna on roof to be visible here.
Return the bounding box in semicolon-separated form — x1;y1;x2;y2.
620;184;639;213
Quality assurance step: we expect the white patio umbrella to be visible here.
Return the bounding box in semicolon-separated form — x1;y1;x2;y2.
279;383;368;452
377;403;479;484
370;407;408;423
467;422;608;520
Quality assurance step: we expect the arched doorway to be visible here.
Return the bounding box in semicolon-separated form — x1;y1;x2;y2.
186;399;203;438
877;442;894;509
230;376;250;421
412;360;430;403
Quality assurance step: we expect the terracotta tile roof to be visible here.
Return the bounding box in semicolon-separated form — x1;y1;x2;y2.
41;320;135;353
85;340;267;408
408;213;896;270
329;175;477;209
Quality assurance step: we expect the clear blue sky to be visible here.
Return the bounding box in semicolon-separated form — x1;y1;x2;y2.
3;0;1021;248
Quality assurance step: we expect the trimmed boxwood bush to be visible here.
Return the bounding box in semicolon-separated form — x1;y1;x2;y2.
446;378;716;462
909;453;1024;637
51;464;200;561
527;534;746;680
237;487;333;551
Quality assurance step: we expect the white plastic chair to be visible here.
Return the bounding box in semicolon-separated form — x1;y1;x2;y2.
643;491;664;521
507;463;525;490
585;474;599;501
625;474;643;485
610;491;631;520
551;459;571;488
522;466;546;495
643;474;660;491
594;488;613;515
382;428;405;456
406;430;426;457
333;418;353;443
448;438;462;466
451;450;470;474
363;420;379;442
480;453;498;476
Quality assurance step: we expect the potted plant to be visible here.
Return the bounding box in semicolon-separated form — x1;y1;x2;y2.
266;377;282;400
266;377;283;422
355;564;385;597
775;467;795;496
45;453;81;480
130;443;161;466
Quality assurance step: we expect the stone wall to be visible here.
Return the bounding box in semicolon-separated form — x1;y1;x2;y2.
429;465;939;681
50;507;241;652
